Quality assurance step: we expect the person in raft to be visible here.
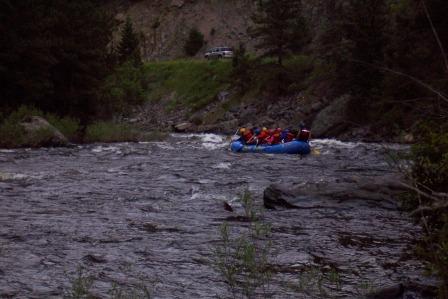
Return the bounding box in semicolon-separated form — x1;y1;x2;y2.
236;125;311;145
297;122;311;142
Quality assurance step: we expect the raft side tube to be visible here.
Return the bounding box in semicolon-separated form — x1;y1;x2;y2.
230;140;311;155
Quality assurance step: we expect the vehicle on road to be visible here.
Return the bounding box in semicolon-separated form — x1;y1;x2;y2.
204;47;233;59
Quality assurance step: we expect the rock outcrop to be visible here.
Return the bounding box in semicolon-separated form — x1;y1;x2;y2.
311;95;351;138
20;116;68;147
263;174;406;210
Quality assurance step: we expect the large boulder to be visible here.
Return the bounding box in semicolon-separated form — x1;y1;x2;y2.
20;116;68;147
197;119;238;134
263;175;406;210
311;95;351;138
173;122;193;132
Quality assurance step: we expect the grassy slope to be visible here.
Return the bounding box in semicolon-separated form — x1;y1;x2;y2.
143;59;232;111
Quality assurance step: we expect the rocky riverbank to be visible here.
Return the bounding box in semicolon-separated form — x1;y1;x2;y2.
126;90;415;144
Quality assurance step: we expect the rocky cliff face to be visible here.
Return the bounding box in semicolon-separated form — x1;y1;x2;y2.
117;0;258;60
117;0;339;60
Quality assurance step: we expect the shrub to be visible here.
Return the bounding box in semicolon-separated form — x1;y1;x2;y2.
184;28;204;57
0;106;80;147
408;127;448;297
100;62;148;117
84;122;140;143
0;119;26;148
213;191;273;298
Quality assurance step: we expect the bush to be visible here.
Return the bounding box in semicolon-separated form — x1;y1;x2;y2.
184;28;204;57
84;122;140;143
0;119;26;148
100;62;148;117
408;127;448;297
213;191;273;298
0;106;80;148
143;59;232;111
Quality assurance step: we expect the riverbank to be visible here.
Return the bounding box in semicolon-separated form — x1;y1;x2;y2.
113;58;416;144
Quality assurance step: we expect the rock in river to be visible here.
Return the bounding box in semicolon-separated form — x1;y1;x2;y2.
264;174;406;210
173;122;193;132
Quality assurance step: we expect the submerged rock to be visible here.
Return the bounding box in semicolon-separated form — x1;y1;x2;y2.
366;283;404;299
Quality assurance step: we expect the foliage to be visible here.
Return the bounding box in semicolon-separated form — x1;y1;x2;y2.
184;28;205;57
232;43;253;92
316;0;387;124
144;59;232;111
0;0;116;123
99;62;148;117
213;191;273;298
238;55;314;96
0;106;80;148
84;122;141;143
65;267;153;299
406;127;448;297
249;0;308;66
117;16;141;65
64;268;94;299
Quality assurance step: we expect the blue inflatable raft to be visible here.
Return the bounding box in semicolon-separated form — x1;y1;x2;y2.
230;140;311;155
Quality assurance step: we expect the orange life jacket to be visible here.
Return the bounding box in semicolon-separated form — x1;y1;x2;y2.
243;131;253;143
257;131;269;144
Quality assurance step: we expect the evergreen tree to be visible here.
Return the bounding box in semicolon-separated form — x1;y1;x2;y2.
184;28;204;57
249;0;308;66
0;0;116;122
232;43;252;92
117;17;141;65
317;0;387;123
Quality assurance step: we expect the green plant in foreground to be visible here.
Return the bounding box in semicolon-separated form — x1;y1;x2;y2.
65;268;94;299
65;267;153;299
213;191;273;298
406;128;448;297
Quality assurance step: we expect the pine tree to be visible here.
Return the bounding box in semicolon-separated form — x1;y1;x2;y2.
249;0;308;66
184;28;204;57
0;0;116;121
117;17;141;65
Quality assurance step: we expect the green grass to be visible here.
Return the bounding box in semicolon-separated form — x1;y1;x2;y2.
143;59;232;111
84;121;167;143
0;106;80;148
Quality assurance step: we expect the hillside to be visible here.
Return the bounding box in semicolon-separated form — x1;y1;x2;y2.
117;0;334;60
117;0;257;60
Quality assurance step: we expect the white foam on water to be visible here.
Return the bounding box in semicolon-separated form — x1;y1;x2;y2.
154;142;175;150
212;162;231;169
170;133;229;150
311;138;365;149
311;138;406;151
200;134;228;150
198;179;215;184
91;145;120;153
0;172;48;181
0;149;15;153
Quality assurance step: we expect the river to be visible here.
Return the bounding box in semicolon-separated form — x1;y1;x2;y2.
0;134;436;298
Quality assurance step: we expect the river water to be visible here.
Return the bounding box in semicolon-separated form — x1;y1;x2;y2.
0;134;436;298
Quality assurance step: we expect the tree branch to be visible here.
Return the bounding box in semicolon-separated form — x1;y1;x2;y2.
420;0;448;74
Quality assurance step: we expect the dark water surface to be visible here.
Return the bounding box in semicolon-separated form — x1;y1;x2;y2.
0;135;435;298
